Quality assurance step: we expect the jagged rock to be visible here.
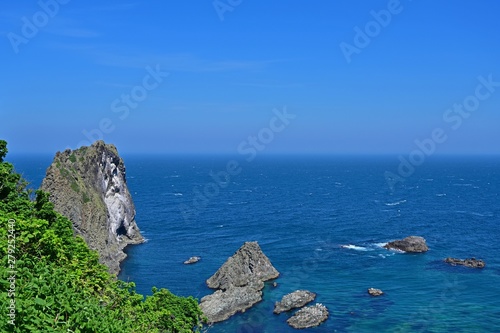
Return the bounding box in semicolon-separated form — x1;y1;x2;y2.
287;303;329;329
368;288;384;296
444;257;485;268
206;241;279;290
200;241;279;323
274;290;316;314
41;141;143;275
384;236;428;253
199;281;264;323
184;256;201;264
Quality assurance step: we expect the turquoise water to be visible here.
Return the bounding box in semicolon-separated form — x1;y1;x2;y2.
11;155;500;332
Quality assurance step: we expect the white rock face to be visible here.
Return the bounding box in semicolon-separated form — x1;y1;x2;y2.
41;141;143;275
100;154;137;242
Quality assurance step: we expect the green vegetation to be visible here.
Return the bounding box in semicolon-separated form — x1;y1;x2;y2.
82;192;91;204
0;140;205;332
69;154;77;163
70;181;80;193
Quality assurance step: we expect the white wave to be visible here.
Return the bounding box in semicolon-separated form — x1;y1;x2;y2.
453;183;472;187
436;193;446;197
471;212;494;217
374;242;388;248
174;193;183;196
385;200;407;206
341;244;369;251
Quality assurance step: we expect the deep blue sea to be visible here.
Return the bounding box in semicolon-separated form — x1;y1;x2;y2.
9;154;500;333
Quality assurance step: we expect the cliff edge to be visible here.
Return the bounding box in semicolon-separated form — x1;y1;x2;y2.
41;141;143;274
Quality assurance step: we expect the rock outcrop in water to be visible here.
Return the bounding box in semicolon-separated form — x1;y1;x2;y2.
444;257;485;268
199;241;279;323
384;236;428;253
41;141;144;275
287;303;329;329
274;290;316;314
184;256;201;264
368;288;384;296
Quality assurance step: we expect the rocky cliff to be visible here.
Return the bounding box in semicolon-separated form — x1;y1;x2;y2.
41;141;143;275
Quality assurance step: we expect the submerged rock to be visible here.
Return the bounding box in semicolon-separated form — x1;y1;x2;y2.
368;288;384;296
287;303;329;329
200;241;279;323
274;290;316;314
444;257;485;268
384;236;428;253
184;256;201;264
41;141;144;275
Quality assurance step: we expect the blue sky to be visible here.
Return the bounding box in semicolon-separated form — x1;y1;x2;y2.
1;0;500;154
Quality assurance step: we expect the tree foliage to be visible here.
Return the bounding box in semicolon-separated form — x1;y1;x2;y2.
0;140;205;332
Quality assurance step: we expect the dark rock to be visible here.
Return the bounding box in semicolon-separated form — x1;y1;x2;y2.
41;141;143;275
274;290;316;314
444;257;485;268
368;288;384;296
384;236;428;253
183;256;201;264
287;303;329;329
200;242;279;323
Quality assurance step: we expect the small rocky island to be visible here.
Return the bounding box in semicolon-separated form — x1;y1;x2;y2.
368;288;384;296
199;241;279;323
384;236;429;253
444;257;485;268
274;290;316;314
287;304;329;329
41;141;144;275
183;256;201;264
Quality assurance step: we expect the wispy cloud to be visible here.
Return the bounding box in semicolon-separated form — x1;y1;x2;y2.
90;51;279;73
46;28;100;38
74;3;138;12
234;82;306;89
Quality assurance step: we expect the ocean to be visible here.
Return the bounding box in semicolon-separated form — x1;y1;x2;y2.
9;154;500;333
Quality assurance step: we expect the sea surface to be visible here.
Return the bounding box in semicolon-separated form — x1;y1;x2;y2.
9;154;500;333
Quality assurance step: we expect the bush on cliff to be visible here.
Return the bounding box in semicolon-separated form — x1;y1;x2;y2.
0;140;204;333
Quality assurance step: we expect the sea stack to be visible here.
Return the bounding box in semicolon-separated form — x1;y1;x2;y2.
200;241;279;323
384;236;429;253
41;141;144;275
